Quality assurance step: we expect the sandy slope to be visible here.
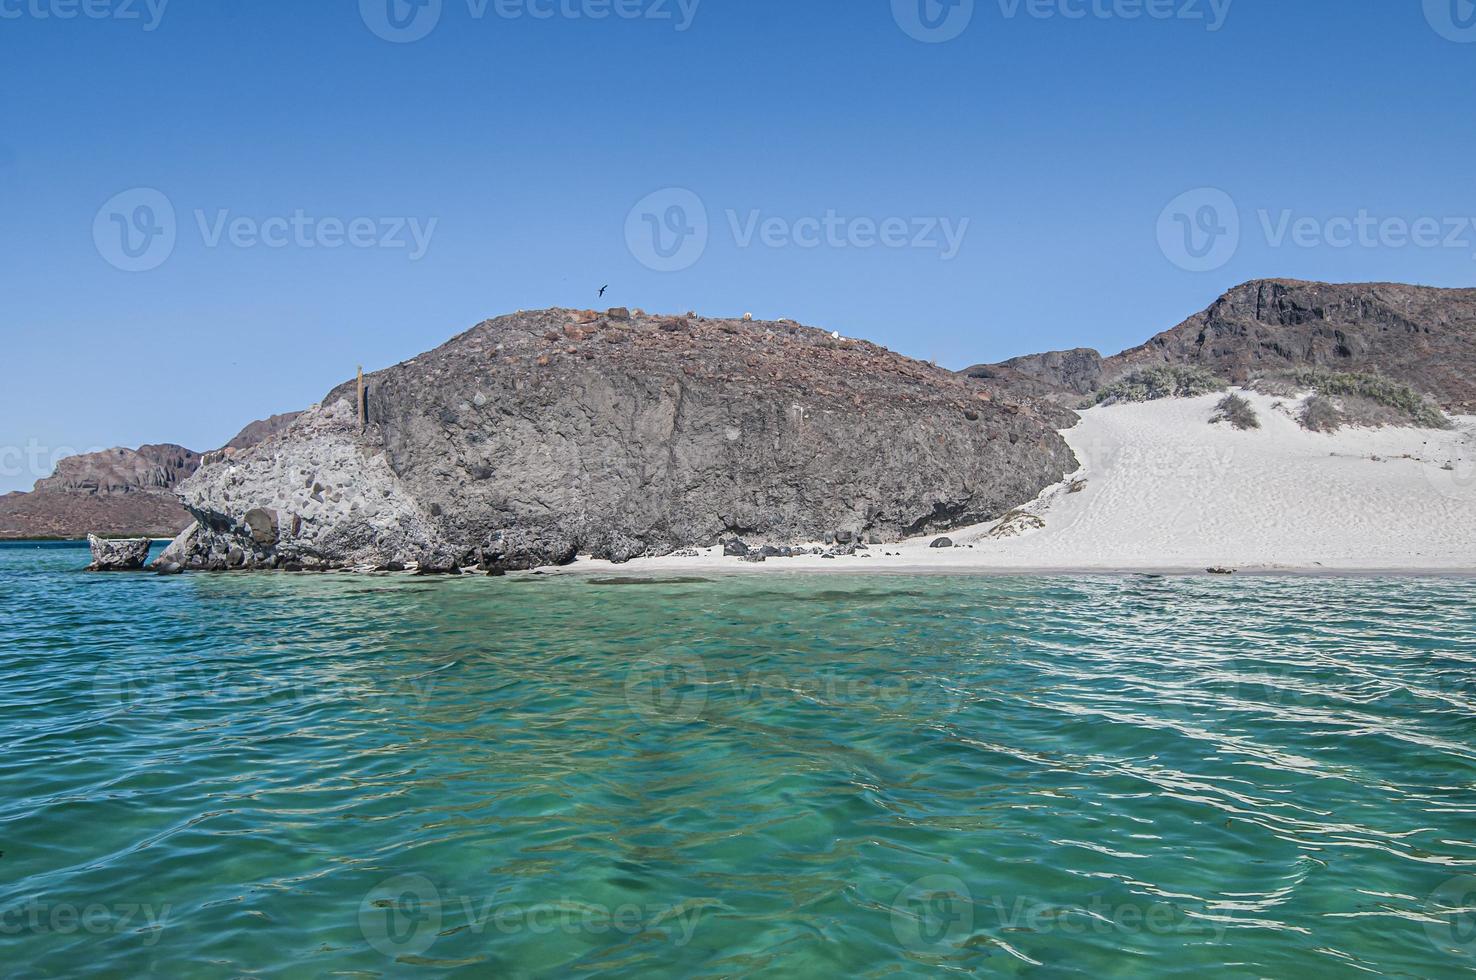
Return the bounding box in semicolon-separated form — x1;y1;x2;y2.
576;390;1476;576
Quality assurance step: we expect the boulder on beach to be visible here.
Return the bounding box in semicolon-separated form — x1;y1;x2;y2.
86;534;151;571
159;309;1076;572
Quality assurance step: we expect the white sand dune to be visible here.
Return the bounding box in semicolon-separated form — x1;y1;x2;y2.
576;390;1476;576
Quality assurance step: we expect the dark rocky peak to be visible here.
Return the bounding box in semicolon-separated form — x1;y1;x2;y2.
962;279;1476;411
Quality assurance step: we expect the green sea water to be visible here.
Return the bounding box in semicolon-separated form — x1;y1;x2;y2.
2;541;1475;977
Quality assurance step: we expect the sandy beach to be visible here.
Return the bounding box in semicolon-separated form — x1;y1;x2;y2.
571;390;1476;576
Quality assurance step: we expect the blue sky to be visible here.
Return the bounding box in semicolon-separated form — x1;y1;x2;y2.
2;0;1473;490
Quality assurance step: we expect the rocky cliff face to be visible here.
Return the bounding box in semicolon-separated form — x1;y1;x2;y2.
0;445;201;539
164;308;1078;571
964;280;1476;411
34;444;202;495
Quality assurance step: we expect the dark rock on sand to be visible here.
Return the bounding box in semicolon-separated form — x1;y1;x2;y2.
930;537;954;549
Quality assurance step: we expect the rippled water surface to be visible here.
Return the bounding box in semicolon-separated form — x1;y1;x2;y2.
3;542;1476;977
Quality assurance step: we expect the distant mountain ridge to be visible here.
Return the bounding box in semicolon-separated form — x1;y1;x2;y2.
0;414;300;540
964;280;1476;413
34;444;202;496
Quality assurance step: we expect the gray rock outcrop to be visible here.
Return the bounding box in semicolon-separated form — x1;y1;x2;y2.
86;534;151;571
163;308;1078;571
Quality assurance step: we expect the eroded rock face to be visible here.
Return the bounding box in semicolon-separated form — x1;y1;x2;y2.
962;279;1476;411
164;308;1078;570
86;534;151;571
1111;280;1476;412
37;445;201;495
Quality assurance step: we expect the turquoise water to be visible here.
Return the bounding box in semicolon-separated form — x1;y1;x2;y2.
2;542;1475;977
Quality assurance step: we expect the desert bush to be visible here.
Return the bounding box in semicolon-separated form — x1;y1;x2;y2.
1252;370;1451;429
1211;393;1260;430
1300;395;1344;433
1090;366;1226;405
986;510;1047;539
1248;375;1303;398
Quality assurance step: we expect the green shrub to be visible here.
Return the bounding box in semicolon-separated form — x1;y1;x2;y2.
1300;395;1344;433
1253;370;1451;429
1211;393;1260;430
1091;366;1226;405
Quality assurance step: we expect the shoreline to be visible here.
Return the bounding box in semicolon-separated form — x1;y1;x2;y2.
552;556;1476;580
15;392;1475;581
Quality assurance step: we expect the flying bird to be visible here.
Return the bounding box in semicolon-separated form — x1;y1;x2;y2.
598;284;608;298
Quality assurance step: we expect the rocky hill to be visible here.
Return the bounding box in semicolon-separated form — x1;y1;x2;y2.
162;308;1077;571
0;414;301;540
964;280;1476;411
34;444;202;495
0;445;201;539
0;485;194;540
224;412;303;451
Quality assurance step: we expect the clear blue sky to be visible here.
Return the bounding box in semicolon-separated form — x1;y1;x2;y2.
2;0;1473;490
